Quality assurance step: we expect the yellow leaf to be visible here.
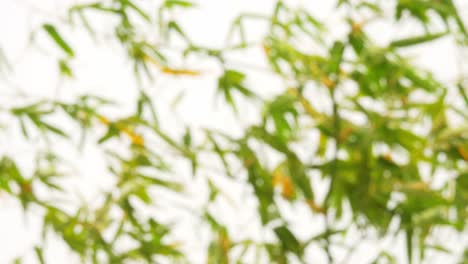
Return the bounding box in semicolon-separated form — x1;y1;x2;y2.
144;55;201;76
219;232;231;256
395;181;429;191
273;171;294;199
144;55;161;67
287;88;323;120
383;153;393;162
122;127;145;146
97;115;110;125
406;182;429;191
160;67;201;76
351;22;363;33
320;76;336;89
97;115;144;146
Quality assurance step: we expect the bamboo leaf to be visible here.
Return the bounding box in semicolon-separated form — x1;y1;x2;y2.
390;32;448;48
43;24;75;57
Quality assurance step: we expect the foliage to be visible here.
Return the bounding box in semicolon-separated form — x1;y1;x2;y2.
1;0;468;263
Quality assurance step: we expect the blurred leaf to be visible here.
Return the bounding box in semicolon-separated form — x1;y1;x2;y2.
43;24;74;57
274;225;303;257
390;31;448;48
218;69;256;112
164;0;194;9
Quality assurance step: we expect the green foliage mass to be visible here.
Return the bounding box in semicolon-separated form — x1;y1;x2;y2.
1;0;468;263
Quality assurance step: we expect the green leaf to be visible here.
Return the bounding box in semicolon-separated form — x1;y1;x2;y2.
328;41;345;74
167;21;189;41
390;31;448;48
263;94;298;141
125;1;151;22
458;83;468;107
406;228;414;264
182;127;192;147
43;24;75;57
34;246;46;264
164;0;194;9
274;225;302;257
217;69;256;112
58;59;73;77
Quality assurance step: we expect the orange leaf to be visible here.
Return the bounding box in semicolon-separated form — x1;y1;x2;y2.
383;153;393;162
351;22;363;33
306;199;326;214
122;127;145;146
458;146;468;161
320;76;336;89
273;171;294;199
262;43;271;56
20;182;33;194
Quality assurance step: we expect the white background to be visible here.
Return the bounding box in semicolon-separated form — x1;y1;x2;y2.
0;0;467;263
